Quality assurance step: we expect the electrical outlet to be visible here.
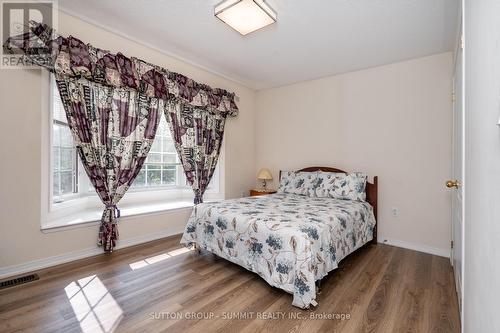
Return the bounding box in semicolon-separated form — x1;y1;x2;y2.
391;207;399;217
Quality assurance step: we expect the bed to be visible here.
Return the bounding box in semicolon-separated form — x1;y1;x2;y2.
180;167;378;308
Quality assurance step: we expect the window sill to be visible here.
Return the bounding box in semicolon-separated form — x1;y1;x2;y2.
41;199;220;233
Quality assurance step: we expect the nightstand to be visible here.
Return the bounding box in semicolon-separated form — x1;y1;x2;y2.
249;189;277;197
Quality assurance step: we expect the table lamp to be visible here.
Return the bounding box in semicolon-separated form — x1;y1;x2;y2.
257;168;273;191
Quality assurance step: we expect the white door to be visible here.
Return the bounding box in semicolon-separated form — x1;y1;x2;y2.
450;30;464;318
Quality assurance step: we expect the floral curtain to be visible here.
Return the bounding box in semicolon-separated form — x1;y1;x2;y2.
165;102;227;204
4;21;239;115
4;21;239;251
56;77;161;251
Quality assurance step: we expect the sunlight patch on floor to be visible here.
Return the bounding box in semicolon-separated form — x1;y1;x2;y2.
129;247;194;270
64;275;123;333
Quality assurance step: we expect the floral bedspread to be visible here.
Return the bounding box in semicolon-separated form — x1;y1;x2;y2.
180;193;376;308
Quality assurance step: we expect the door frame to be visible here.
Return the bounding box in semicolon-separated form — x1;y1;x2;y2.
451;4;465;326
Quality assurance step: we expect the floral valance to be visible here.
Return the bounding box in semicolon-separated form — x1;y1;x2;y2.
4;21;238;116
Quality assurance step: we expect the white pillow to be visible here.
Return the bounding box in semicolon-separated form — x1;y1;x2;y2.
314;172;367;201
329;172;367;201
278;171;318;197
314;171;345;198
277;171;295;193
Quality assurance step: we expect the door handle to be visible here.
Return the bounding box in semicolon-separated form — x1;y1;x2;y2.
446;180;460;189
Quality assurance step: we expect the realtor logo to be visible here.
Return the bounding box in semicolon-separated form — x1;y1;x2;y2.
1;0;57;68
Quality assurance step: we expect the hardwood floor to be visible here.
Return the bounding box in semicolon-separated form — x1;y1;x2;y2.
0;235;460;333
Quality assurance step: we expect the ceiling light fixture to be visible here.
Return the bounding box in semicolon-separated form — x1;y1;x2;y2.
215;0;277;36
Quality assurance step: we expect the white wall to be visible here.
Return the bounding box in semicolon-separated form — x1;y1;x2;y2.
0;12;455;275
464;0;500;331
0;12;256;271
255;53;453;254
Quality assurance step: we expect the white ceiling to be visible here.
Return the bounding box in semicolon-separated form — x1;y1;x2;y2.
58;0;459;90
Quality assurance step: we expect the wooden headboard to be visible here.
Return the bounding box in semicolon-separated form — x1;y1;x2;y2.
279;166;378;244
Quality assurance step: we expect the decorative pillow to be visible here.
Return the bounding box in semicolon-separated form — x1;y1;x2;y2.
278;171;318;196
329;172;367;201
314;172;345;198
277;171;295;194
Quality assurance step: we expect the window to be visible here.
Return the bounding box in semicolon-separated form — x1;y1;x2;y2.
52;108;78;199
49;76;221;208
131;118;182;188
52;80;78;202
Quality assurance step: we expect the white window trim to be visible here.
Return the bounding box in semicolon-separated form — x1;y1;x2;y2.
40;72;225;231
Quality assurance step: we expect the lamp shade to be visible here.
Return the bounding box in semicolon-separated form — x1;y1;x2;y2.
257;168;273;180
